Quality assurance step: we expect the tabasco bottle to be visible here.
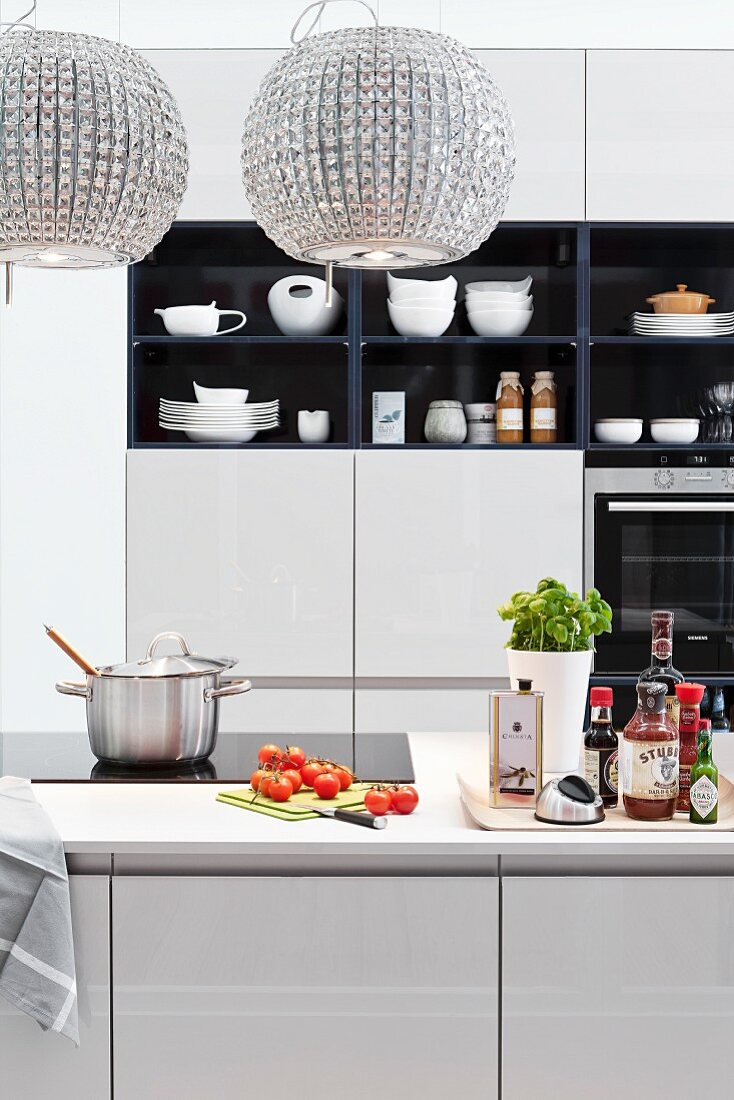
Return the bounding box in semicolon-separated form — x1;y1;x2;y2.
675;682;705;814
622;681;679;821
639;610;684;731
690;720;719;825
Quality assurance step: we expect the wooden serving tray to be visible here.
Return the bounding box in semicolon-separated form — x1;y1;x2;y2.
457;771;734;831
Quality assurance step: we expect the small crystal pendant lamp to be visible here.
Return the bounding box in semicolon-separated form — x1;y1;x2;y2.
0;3;188;303
242;0;515;299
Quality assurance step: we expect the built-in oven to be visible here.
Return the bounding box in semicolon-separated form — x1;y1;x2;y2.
585;451;734;676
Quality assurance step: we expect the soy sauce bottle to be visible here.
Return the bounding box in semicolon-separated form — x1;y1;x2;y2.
583;686;618;808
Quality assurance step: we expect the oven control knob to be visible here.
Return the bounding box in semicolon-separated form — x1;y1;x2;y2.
723;470;734;489
655;469;675;489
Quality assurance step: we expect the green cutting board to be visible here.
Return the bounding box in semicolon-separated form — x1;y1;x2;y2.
217;783;371;821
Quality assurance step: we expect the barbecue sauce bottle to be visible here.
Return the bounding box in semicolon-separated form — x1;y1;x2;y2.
638;610;683;731
622;681;679;821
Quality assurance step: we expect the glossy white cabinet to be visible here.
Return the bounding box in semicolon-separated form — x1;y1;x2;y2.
355;451;583;679
126;451;354;686
142;50;280;221
0;267;127;732
477;51;585;220
1;876;110;1099
113;875;498;1099
221;686;352;734
503;877;734;1099
587;50;734;221
356;686;490;734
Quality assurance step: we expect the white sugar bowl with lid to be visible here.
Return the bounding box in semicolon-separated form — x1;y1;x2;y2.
464;402;497;443
424;400;467;444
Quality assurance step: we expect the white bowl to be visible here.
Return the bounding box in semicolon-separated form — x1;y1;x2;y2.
466;297;533;314
193;382;249;405
387;299;454;337
389;297;456;311
465;289;533;305
182;427;258;443
465;277;532;295
649;419;700;444
387;272;457;301
593;419;643;444
267;275;344;336
467;309;533;337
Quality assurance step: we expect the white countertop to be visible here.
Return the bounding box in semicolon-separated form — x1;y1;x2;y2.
28;732;734;861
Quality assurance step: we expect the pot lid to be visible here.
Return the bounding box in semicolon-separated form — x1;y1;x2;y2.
647;283;713;301
103;632;237;678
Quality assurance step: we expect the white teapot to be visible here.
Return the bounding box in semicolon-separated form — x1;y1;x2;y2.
267;276;343;336
154;301;246;336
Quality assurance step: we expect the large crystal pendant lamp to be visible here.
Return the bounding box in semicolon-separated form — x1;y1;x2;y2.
0;3;188;301
241;0;515;291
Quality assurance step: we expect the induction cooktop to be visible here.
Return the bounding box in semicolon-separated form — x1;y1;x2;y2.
0;731;414;784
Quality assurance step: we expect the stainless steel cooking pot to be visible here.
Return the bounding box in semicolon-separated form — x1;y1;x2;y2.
56;631;251;766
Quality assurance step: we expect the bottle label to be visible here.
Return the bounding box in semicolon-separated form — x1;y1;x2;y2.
622;738;679;801
690;775;718;819
531;407;556;431
652;639;673;661
666;696;680;730
584;747;618;798
497;408;523;432
677;765;692;813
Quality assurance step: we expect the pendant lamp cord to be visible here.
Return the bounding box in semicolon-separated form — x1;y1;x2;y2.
290;0;377;44
0;1;36;34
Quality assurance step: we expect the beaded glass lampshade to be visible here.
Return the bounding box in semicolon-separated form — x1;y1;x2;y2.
0;28;188;268
241;24;515;269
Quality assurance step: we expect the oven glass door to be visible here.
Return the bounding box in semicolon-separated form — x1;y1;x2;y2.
594;494;734;673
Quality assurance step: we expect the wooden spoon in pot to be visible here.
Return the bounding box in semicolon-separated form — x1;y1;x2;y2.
44;624;101;677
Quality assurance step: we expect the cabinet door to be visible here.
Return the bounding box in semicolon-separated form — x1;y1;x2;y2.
356;686;490;734
355;451;583;678
587;51;734;220
127;451;354;682
0;876;110;1099
113;876;498;1100
503;877;734;1100
476;51;585;220
142;50;280;220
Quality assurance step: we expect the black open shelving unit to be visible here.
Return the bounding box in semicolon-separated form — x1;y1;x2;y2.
128;220;734;451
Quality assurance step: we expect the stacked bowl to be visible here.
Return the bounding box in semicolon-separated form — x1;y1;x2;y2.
386;272;457;337
465;276;534;337
159;382;280;443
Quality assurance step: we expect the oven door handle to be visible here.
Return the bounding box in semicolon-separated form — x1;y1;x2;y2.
607;501;734;512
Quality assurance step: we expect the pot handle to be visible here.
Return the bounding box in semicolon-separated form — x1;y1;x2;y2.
204;677;252;702
56;680;92;700
145;631;192;660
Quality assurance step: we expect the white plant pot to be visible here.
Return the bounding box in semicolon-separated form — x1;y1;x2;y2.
506;648;593;774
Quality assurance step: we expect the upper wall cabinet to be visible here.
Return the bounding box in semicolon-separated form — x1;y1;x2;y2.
126;451;354;681
587;51;734;221
477;51;585;220
355;451;583;679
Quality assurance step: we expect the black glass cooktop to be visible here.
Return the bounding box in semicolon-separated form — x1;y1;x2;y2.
0;731;414;784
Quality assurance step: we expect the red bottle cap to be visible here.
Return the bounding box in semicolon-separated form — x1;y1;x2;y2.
700;718;712;730
675;682;706;705
590;686;613;707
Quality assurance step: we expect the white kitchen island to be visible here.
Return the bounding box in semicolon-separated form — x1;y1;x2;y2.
5;731;734;1100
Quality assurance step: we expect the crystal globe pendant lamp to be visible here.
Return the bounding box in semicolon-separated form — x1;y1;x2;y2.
0;9;188;280
241;0;515;273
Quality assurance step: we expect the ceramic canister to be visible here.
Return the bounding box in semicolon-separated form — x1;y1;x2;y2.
424;400;467;444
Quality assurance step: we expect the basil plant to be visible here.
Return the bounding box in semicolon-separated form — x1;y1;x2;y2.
498;577;612;653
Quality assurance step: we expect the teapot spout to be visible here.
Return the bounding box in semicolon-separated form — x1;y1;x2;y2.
154;308;164;316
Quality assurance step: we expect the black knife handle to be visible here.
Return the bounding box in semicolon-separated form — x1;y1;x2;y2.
334;809;388;829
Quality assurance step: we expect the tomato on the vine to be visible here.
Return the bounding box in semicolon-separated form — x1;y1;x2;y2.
313;771;340;800
250;768;267;791
392;785;419;815
364;788;392;816
258;743;282;766
283;745;306;769
259;775;275;798
301;761;325;788
281;768;303;794
333;766;353;791
268;776;293;802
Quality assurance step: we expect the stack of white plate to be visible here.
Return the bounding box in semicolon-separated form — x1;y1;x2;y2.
465;277;534;337
628;312;734;337
159;397;280;443
386;272;457;337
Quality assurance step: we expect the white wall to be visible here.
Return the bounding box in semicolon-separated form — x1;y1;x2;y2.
4;0;734;47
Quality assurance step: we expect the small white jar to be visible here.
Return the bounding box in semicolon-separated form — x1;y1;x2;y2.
464;402;497;444
298;410;330;443
424;400;467;444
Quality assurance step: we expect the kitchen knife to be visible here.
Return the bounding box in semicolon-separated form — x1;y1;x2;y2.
297;801;388;829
